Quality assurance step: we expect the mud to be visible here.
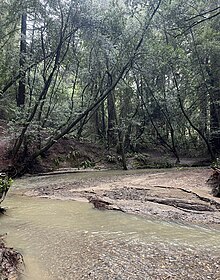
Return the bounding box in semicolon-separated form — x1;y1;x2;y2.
13;167;220;226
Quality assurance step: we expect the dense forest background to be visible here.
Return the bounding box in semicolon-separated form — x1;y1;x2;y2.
1;0;220;174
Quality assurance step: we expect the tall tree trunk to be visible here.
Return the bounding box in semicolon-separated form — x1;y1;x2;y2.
118;127;128;170
172;74;215;161
205;1;220;155
107;92;117;148
209;53;220;154
17;13;27;107
120;87;132;151
198;83;208;136
101;102;106;140
90;109;102;141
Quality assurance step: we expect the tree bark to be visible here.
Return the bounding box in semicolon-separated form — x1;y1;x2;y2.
9;1;162;175
17;13;27;107
107;92;118;148
209;52;220;154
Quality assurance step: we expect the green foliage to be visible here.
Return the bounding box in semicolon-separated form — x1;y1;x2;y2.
53;156;66;168
1;0;220;168
0;174;13;204
134;153;173;169
106;154;117;163
66;150;81;161
211;158;220;169
80;160;95;169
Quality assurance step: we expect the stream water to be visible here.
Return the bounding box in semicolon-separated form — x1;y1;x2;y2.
1;192;220;279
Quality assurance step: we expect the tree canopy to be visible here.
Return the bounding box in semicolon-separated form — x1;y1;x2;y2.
1;0;220;174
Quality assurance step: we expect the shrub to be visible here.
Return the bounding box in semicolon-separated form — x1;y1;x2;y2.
0;173;13;204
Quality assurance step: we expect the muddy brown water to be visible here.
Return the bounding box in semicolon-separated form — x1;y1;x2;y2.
1;170;220;279
1;195;220;279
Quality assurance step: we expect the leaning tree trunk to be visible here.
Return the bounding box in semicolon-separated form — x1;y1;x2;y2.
172;72;215;161
8;2;162;176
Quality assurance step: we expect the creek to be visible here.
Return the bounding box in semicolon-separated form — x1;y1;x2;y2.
1;171;220;279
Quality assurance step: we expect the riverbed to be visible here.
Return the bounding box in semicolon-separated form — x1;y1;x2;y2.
13;167;220;224
1;168;220;279
0;194;220;279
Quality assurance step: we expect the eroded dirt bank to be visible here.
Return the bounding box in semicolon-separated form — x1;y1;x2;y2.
0;235;23;280
13;167;220;226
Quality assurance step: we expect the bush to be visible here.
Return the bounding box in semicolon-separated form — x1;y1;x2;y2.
0;173;13;204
